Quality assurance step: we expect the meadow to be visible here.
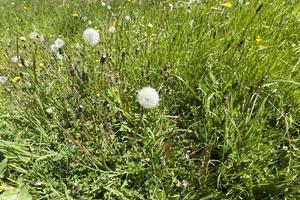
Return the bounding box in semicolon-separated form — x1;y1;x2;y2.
0;0;299;199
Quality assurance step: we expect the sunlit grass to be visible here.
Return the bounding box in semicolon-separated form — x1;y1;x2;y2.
0;0;299;199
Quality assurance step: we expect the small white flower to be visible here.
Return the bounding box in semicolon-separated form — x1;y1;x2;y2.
11;56;19;63
147;23;154;28
54;38;65;48
24;60;30;67
39;35;45;42
124;15;131;21
82;16;88;22
107;5;111;10
181;180;188;188
29;32;38;39
75;42;81;49
0;76;8;84
108;25;116;33
46;107;54;114
83;28;100;46
137;87;160;109
189;19;194;28
50;44;58;52
57;52;64;60
19;36;26;41
101;1;106;7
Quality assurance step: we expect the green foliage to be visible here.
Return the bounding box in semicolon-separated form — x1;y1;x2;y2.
0;0;299;199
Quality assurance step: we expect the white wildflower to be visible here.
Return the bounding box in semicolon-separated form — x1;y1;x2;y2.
137;87;160;109
29;32;38;39
82;16;88;22
108;25;116;33
24;60;30;67
189;19;194;28
101;1;106;7
83;28;100;46
11;56;19;63
0;76;8;84
19;36;26;41
46;107;54;114
54;38;65;48
75;42;81;49
107;5;111;10
124;15;131;21
147;23;154;28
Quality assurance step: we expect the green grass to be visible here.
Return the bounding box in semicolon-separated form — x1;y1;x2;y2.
0;0;300;199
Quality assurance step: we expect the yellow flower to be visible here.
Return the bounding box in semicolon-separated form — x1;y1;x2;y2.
211;6;218;11
112;19;117;26
39;63;45;68
256;35;262;43
256;35;263;48
220;2;232;8
72;12;79;17
12;76;21;83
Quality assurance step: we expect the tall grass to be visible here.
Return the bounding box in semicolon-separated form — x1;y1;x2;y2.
0;0;299;199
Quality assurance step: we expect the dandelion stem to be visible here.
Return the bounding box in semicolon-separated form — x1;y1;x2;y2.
137;108;145;132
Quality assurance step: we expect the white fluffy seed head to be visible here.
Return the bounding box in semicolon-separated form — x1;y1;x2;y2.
83;28;100;46
54;38;65;48
137;87;159;109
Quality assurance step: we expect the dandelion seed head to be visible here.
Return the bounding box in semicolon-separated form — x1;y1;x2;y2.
83;28;100;46
137;87;159;109
54;38;65;48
